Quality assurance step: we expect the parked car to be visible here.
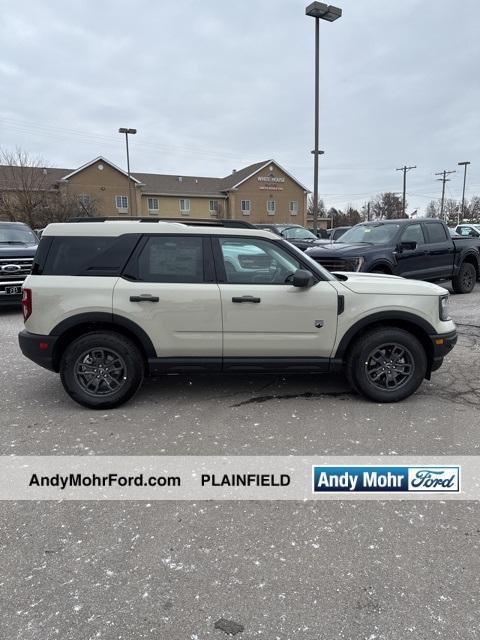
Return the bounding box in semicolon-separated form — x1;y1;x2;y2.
455;224;480;237
0;221;38;307
254;223;330;251
306;219;480;294
19;218;457;408
327;226;351;241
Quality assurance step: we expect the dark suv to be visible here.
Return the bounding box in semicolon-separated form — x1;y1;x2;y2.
0;221;38;306
254;224;329;251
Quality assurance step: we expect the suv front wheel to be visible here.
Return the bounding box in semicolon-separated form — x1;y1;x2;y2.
346;327;427;402
60;332;144;409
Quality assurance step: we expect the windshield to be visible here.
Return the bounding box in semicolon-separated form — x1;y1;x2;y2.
0;225;37;245
339;223;401;245
281;227;318;241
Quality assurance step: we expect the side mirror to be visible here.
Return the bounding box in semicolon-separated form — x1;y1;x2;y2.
293;269;315;288
399;241;417;252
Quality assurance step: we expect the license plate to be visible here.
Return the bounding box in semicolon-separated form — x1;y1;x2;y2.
5;286;21;295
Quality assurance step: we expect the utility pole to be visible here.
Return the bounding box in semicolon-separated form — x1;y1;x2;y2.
367;201;370;221
435;170;456;221
396;165;416;217
458;161;471;226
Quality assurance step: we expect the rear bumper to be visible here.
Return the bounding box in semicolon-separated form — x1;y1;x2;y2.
18;330;58;372
0;293;22;306
429;329;457;372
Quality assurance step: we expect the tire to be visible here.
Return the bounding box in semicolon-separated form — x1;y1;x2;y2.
346;327;427;403
451;262;476;294
60;332;144;409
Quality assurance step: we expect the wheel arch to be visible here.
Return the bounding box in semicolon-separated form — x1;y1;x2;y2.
50;312;156;372
334;312;436;376
367;261;394;274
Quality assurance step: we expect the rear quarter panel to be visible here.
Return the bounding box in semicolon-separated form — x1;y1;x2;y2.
24;276;116;335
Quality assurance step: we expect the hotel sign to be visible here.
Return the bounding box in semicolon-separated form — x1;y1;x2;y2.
258;174;285;191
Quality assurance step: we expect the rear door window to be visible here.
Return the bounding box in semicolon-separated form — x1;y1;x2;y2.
136;235;205;283
424;223;448;243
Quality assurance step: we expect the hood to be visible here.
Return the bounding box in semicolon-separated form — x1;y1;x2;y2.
306;242;378;257
0;243;38;257
333;271;448;296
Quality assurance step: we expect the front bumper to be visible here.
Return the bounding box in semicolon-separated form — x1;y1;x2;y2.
429;329;457;373
18;330;58;372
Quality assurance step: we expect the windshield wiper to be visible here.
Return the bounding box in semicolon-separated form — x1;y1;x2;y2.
0;240;30;245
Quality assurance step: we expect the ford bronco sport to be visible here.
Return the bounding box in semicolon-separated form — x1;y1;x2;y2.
19;218;457;409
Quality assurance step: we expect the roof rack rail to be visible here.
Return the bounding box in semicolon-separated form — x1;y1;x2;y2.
68;217;255;229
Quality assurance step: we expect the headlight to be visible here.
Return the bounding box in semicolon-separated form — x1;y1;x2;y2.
439;295;450;321
349;257;364;272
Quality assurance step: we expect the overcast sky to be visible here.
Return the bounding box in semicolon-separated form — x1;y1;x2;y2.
1;0;479;214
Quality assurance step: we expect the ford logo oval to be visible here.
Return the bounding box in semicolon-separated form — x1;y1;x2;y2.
1;264;21;273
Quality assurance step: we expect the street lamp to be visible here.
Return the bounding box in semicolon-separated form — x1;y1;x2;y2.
305;2;342;234
458;161;471;226
118;127;137;215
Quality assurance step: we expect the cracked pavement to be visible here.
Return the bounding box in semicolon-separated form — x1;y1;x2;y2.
1;286;480;638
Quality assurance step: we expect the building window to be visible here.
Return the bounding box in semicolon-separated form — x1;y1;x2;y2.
115;195;128;212
267;199;276;215
148;197;159;214
289;200;298;215
209;200;219;216
241;200;251;216
179;198;190;215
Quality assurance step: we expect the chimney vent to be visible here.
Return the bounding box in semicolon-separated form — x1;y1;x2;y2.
232;169;236;173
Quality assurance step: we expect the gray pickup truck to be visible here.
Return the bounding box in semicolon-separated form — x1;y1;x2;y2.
306;218;480;294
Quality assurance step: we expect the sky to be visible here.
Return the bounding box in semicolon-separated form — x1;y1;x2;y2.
1;0;479;215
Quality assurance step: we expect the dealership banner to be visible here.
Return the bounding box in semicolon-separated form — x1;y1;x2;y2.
0;456;476;500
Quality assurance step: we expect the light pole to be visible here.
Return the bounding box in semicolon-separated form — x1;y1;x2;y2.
119;127;137;215
458;161;471;226
305;2;342;234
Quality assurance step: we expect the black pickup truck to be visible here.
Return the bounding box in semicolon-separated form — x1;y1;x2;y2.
306;218;480;294
0;222;38;306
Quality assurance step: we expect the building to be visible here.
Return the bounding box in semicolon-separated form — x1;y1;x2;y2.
0;156;319;227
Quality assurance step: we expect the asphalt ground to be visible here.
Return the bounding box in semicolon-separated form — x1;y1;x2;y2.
1;286;479;639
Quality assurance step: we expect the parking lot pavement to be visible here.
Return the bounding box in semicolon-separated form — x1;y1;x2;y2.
1;288;480;638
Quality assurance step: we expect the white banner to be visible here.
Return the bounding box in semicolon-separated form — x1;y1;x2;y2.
0;456;478;500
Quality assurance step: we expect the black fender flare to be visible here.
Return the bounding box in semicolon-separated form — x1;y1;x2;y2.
334;311;437;361
50;312;157;361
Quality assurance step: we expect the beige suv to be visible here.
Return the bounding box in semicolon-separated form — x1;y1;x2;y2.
19;218;457;409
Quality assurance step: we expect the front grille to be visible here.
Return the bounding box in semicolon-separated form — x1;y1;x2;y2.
0;257;34;281
312;257;356;272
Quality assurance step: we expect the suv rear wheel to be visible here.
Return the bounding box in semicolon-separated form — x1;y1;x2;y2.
60;332;144;409
346;327;427;402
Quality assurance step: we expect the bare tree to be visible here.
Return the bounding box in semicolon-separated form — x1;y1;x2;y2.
371;192;406;219
0;148;52;226
0;148;97;227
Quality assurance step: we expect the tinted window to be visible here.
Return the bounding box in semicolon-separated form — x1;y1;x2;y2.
219;238;300;284
425;223;447;243
137;236;204;283
40;235;139;276
400;224;425;245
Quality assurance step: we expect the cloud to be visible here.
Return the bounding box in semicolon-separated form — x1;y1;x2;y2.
0;0;479;212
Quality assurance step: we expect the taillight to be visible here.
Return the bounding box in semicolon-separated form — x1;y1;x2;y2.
22;288;32;322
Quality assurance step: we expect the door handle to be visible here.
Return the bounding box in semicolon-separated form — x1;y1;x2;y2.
232;296;261;303
129;295;159;302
